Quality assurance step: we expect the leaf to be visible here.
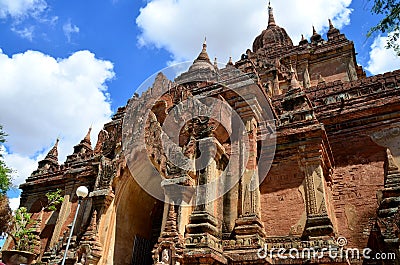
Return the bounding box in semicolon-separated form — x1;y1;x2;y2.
368;0;400;56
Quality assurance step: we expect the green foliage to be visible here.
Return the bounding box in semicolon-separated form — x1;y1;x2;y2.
0;160;12;195
0;124;12;194
368;0;400;56
0;124;6;144
0;125;13;240
8;189;64;251
44;189;64;211
10;207;36;251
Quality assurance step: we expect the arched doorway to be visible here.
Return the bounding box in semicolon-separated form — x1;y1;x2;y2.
114;172;164;265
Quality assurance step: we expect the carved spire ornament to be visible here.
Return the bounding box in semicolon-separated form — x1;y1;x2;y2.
311;26;323;43
267;1;276;28
66;127;94;162
83;126;92;145
44;138;59;163
327;19;341;40
36;138;59;171
187;37;215;73
227;56;234;66
152;204;184;265
299;34;308;45
196;37;210;62
78;210;103;265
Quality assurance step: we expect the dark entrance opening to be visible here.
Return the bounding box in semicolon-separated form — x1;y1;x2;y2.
131;200;164;265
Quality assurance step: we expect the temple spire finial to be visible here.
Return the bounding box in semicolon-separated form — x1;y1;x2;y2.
193;37;211;63
327;18;341;40
83;126;92;144
37;137;59;170
267;1;276;28
187;37;214;72
311;26;323;43
227;56;234;66
45;138;59;161
299;34;308;45
328;19;334;29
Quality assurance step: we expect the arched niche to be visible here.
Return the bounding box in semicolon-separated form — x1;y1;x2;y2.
113;170;163;264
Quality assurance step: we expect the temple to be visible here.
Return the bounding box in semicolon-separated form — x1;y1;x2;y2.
6;3;400;265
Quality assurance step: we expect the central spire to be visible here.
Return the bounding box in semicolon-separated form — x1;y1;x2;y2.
268;1;276;28
252;1;293;53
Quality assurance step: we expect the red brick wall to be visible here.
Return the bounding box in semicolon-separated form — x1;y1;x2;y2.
260;165;305;236
331;162;384;248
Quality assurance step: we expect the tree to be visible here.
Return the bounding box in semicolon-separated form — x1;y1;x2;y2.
368;0;400;56
0;125;13;237
7;190;64;252
0;124;12;194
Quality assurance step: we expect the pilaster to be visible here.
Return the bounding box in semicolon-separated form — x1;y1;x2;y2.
299;142;334;239
226;119;266;262
184;137;227;264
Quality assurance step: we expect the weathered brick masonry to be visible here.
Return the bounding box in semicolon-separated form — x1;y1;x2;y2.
7;3;400;265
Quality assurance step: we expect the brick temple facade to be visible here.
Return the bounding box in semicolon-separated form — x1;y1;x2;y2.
7;4;400;265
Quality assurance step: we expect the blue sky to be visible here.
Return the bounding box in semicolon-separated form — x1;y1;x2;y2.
0;0;399;212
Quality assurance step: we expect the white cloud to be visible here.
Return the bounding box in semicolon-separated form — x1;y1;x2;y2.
0;0;57;40
63;20;80;43
0;49;114;186
9;197;20;211
0;0;48;19
136;0;353;63
11;25;34;41
3;152;39;186
366;34;400;75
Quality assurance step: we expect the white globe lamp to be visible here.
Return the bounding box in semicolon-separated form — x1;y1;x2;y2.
76;186;89;198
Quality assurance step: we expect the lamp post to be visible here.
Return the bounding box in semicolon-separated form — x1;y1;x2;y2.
61;186;89;265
